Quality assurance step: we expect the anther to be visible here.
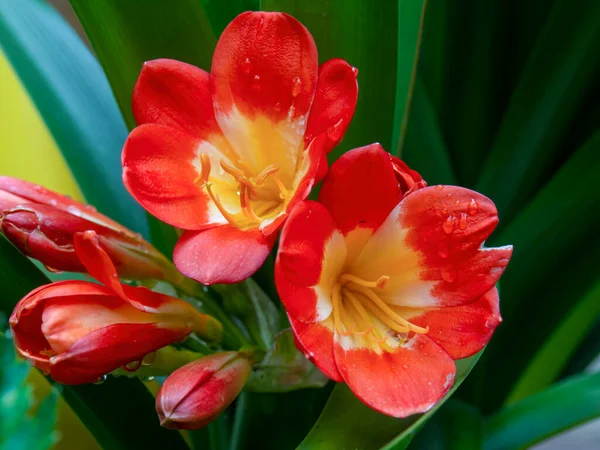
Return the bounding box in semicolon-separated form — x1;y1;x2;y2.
194;153;212;186
339;274;390;289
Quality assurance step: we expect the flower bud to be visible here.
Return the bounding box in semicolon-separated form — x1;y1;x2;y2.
389;155;426;196
0;176;173;281
156;352;252;430
9;232;222;384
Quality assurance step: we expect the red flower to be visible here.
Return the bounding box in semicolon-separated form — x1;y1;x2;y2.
275;144;512;417
0;176;172;281
122;11;358;285
156;352;252;430
9;231;221;385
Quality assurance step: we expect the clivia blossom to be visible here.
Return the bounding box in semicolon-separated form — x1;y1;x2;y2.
122;11;358;285
9;231;221;385
0;176;173;281
275;144;512;417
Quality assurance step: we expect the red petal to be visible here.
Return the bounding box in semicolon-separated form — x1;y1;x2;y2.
50;323;182;384
173;225;274;285
133;59;220;137
319;144;401;236
289;314;342;382
352;186;512;307
122;124;226;230
275;201;346;323
211;11;318;122
333;334;456;417
409;288;501;359
305;58;359;153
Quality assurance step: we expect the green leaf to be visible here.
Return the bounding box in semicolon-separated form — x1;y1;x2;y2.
506;278;600;404
475;0;600;219
246;329;328;393
392;0;427;155
201;0;259;35
0;0;148;236
261;0;400;159
401;79;457;184
0;236;188;449
0;336;58;450
470;129;600;411
484;372;600;450
297;352;482;450
408;400;483;450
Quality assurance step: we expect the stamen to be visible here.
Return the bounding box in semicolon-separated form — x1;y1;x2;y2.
220;160;246;178
332;283;349;335
344;290;387;344
349;284;429;334
205;183;237;225
240;185;261;223
272;176;290;199
340;273;390;289
255;164;280;185
194;153;212;185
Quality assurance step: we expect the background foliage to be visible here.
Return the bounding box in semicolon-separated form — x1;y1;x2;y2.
0;0;598;449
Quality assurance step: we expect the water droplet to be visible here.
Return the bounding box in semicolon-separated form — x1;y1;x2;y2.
93;374;108;385
291;76;302;97
326;118;345;141
274;102;282;112
441;268;456;283
287;105;296;121
468;198;479;215
435;185;444;191
252;74;261;90
442;215;456;234
85;204;97;212
446;193;452;198
66;205;79;215
48;199;57;207
142;352;156;367
142;376;155;382
438;243;449;258
484;320;492;329
241;57;251;74
454;200;460;206
123;360;143;372
403;364;408;369
458;213;468;230
43;265;63;274
351;66;359;77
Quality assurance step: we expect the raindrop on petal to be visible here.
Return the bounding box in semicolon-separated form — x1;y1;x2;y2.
241;57;251;74
458;213;468;230
93;374;108;385
291;76;302;97
442;215;456;234
468;198;479;215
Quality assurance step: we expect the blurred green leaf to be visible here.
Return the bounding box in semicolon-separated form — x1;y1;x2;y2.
262;0;399;159
0;236;188;450
507;278;600;403
561;319;600;378
408;400;483;450
0;336;58;450
201;0;259;35
0;0;148;236
476;0;600;219
484;372;600;450
471;129;600;411
392;0;427;155
247;329;328;393
401;79;456;184
297;352;482;450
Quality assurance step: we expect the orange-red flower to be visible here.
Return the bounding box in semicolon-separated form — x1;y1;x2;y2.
9;231;221;385
122;11;358;285
0;176;172;281
275;144;512;417
156;352;252;430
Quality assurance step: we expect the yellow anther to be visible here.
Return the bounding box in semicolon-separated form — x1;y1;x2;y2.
255;164;280;185
340;273;390;289
220;160;246;178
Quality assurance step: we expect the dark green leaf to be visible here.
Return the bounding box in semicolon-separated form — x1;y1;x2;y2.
0;0;148;236
262;0;399;159
484;372;600;450
201;0;259;35
475;0;600;219
297;352;482;450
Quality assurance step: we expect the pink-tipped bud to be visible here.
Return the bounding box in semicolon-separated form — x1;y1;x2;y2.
156;352;252;430
0;176;172;280
389;155;427;196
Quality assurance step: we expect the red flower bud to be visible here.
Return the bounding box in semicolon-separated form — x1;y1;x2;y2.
0;176;172;280
390;155;427;196
9;232;221;384
156;352;252;430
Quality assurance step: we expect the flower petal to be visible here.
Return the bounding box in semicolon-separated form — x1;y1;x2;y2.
50;323;182;384
319;144;401;236
174;225;274;285
351;186;512;307
333;334;456;417
275;201;346;323
133;59;220;137
407;288;501;359
288;314;342;382
305;58;359;154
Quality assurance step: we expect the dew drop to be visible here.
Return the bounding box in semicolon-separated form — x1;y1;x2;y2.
274;102;282;112
468;198;479;215
123;360;143;373
287;105;296;121
66;205;79;215
141;351;157;367
446;193;452;198
85;204;97;212
48;199;58;207
252;74;261;90
93;374;108;385
454;200;460;206
241;57;251;74
142;376;155;382
291;76;302;97
435;185;444;191
442;215;456;234
441;268;456;283
351;66;359;77
43;264;63;274
458;212;468;230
